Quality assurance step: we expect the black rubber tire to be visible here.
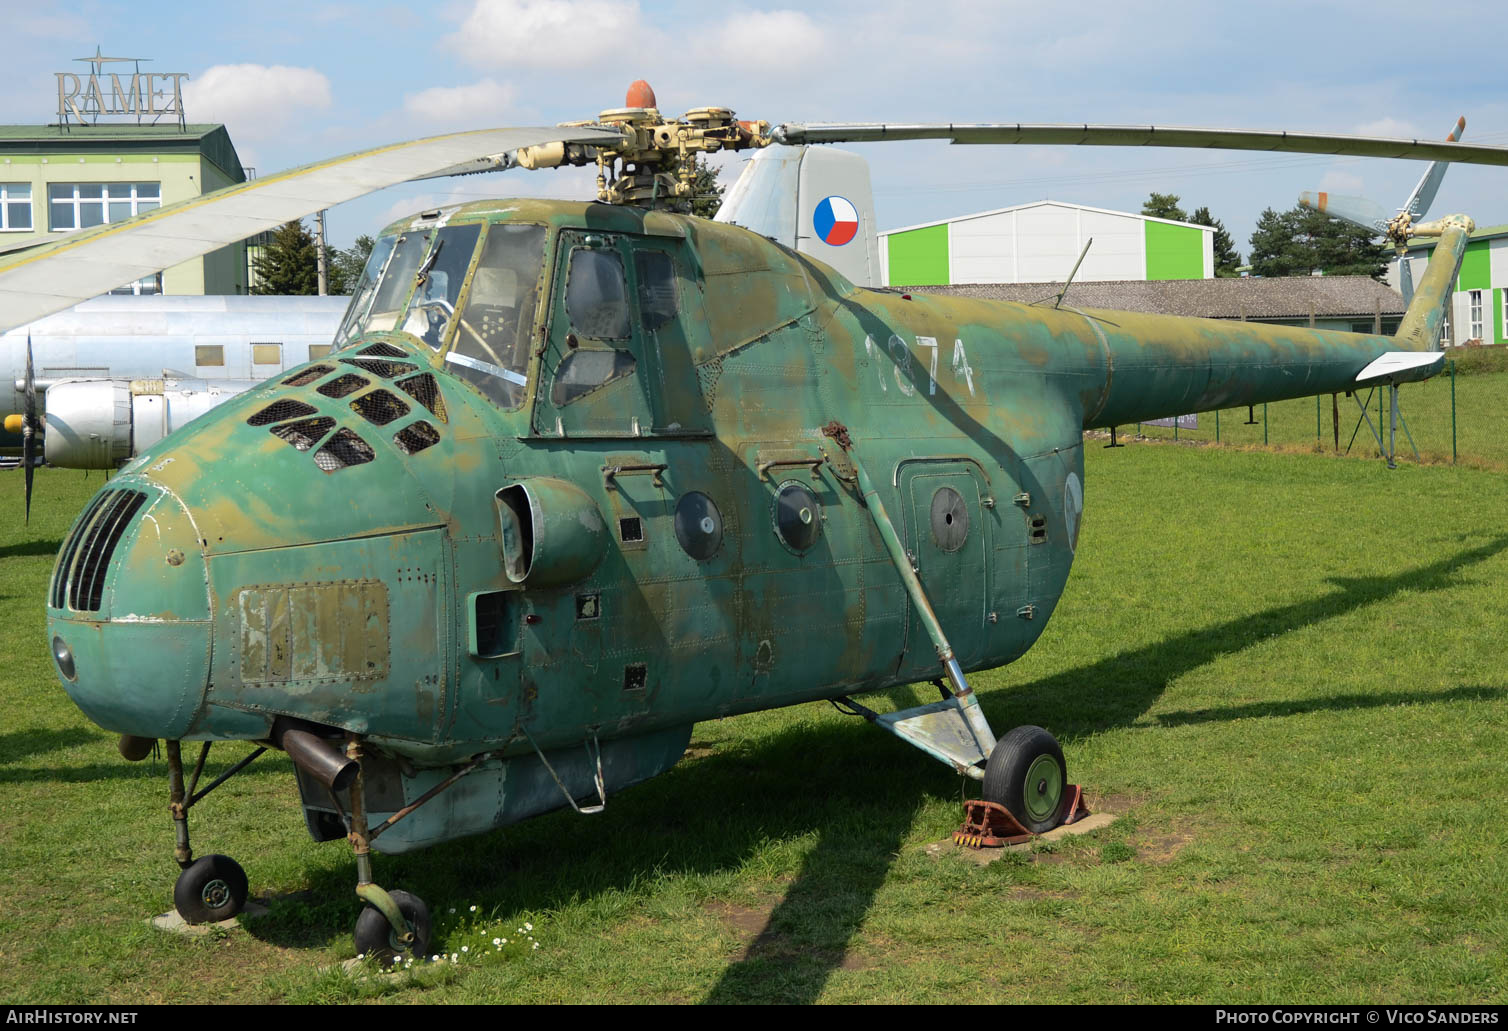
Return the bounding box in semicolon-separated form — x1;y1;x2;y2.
173;854;249;924
354;890;432;968
981;725;1068;834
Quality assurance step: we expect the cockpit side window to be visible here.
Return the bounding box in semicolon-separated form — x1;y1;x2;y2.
362;231;431;334
398;223;482;351
445;223;547;410
635;250;679;331
565;249;631;340
335;234;398;345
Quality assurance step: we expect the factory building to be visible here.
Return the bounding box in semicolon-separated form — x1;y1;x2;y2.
879;200;1216;287
1395;224;1508;346
0;122;250;296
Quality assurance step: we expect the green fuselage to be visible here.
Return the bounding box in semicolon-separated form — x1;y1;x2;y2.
44;199;1406;847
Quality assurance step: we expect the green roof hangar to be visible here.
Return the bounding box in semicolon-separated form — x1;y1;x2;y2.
878;200;1215;286
0;55;251;297
1398;224;1508;346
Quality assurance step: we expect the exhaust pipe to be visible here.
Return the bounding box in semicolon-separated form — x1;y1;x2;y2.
271;719;359;793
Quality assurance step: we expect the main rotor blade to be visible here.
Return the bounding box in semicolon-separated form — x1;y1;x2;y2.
773;123;1508;166
0;125;623;336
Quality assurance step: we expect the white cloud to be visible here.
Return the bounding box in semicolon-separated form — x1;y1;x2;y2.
712;10;827;71
182;64;333;141
1316;170;1366;196
445;0;651;68
403;79;517;130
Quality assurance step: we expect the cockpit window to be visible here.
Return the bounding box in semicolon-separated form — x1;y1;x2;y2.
335;234;397;345
444;223;547;410
565;249;630;339
635;251;679;331
361;231;431;334
400;223;482;350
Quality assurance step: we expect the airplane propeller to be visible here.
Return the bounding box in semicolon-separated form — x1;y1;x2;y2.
22;333;36;523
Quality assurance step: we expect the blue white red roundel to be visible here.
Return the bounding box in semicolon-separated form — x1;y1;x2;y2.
813;196;859;246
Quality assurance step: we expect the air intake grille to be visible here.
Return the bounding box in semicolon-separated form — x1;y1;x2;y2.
396;373;447;423
314;429;375;472
271;417;335;451
393;421;440;455
247;400;318;426
351;389;409;426
282;364;335;387
342;357;415;379
317;374;368;399
53;490;148;612
358;342;409;358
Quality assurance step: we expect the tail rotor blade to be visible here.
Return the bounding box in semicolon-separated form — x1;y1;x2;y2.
1406;116;1466;220
1299;191;1390;233
1400;257;1415;306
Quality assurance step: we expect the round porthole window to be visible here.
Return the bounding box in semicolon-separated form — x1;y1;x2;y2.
673;491;723;560
772;481;822;553
930;486;970;553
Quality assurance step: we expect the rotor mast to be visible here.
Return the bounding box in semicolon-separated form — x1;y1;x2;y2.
515;81;772;209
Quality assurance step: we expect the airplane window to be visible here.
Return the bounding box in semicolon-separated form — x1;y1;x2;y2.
195;345;224;367
446;223;547;410
635;251;678;331
400;223;482;350
551;350;636;406
566;249;630;339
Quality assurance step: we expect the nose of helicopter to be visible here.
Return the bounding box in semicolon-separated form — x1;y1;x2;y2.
47;483;212;740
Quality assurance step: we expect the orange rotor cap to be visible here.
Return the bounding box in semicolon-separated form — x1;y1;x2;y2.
625;80;658;109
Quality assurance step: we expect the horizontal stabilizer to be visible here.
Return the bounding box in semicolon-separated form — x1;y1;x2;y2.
1355;351;1444;386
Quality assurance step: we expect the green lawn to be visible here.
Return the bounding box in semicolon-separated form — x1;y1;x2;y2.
2;441;1506;1004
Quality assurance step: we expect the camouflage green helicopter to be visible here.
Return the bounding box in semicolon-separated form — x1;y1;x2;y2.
8;84;1505;964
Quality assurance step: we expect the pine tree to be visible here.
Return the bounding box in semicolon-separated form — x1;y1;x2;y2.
666;157;724;218
251;220;319;295
1190;205;1242;277
1247;205;1389;279
1141;192;1188;223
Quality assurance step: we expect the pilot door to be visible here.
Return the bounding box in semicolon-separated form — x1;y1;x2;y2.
531;230;712;439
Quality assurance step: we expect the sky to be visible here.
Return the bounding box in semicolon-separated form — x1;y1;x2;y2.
6;0;1508;259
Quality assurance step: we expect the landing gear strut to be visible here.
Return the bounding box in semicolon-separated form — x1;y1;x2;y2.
345;735;432;966
164;739;263;924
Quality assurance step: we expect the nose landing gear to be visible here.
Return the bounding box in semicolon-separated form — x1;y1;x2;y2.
165;739;265;925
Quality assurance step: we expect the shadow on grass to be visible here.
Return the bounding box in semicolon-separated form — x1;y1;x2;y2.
0;539;61;560
0;726;102;764
238;534;1508;1001
1151;684;1508;729
983;534;1508;738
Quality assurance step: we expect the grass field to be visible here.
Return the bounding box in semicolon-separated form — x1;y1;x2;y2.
2;430;1507;1004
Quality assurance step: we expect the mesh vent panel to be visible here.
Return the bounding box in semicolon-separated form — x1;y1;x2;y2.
342;357;415;379
247;399;317;426
314;429;375;472
395;373;447;423
282;364;335;387
393;421;441;455
64;490;148;611
317;374;368;398
351;389;410;427
358;342;409;358
52;492;110;609
270;417;336;451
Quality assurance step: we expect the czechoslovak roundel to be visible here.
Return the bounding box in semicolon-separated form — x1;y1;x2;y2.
813;196;859;246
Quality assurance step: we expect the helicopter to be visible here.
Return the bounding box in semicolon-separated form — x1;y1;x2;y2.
12;83;1506;965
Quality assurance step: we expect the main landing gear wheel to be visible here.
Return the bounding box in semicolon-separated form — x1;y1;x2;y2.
354;890;432;968
982;725;1067;834
173;854;248;924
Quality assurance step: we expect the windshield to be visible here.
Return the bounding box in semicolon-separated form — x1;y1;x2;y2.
334;234;397;345
444;223;548;410
399;223;482;350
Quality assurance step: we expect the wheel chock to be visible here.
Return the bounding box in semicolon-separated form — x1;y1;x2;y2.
953;785;1090;849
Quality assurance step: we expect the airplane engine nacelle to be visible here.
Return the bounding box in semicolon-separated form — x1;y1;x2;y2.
41;381;131;469
495;478;609;588
44;378;255;469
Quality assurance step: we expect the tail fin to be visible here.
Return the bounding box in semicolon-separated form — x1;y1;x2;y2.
1394;214;1474;351
714;145;881;287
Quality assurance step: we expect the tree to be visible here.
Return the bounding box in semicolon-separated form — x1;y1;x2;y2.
1247;205;1389;279
1141;192;1188;223
251;220;318;295
1189;205;1242;277
666;156;724;219
329;234;375;295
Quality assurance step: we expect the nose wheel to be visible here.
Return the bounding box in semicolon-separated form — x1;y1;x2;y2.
173;854;248;923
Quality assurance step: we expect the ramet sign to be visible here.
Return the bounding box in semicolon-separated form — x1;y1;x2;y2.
54;50;188;126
